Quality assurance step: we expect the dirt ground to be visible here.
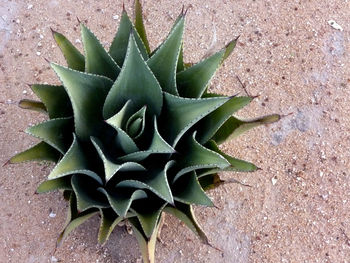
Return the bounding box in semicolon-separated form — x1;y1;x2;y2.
1;0;349;262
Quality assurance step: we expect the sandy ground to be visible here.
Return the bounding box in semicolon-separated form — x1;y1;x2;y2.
1;0;350;262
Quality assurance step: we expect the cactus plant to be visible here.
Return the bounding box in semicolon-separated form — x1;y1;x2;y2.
10;1;279;262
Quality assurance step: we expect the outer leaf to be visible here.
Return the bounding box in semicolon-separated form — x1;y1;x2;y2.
212;114;281;144
71;175;108;212
109;10;148;66
129;217;160;263
26;117;73;154
63;192;79;230
164;202;209;245
81;24;120;79
30;84;72;119
134;0;151;54
9;142;60;163
52;29;85;71
198;173;224;191
147;15;184;95
177;49;224;98
205;140;258;172
172;172;213;206
98;209;134;244
104;34;163;119
196;96;252;144
18;99;46;114
160;93;230;147
57;209;99;246
48;134;102;184
91;137;144;182
176;44;185;72
99;188;147;217
117;161;174;204
36;176;72;193
51;63;113;141
222;37;238;61
132;202;166;238
173;132;229;182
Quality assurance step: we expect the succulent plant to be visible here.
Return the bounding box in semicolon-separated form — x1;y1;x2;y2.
10;1;279;262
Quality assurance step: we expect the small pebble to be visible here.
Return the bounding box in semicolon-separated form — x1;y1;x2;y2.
113;15;119;20
271;177;277;185
27;4;33;9
49;212;56;218
22;90;27;94
36;52;41;56
51;256;58;262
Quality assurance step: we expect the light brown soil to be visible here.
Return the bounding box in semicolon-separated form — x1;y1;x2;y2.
1;0;349;262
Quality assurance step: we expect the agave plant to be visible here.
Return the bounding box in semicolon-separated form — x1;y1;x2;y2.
10;1;279;262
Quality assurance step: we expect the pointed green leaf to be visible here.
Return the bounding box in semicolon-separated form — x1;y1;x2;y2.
173;132;229;182
105;100;133;129
212;114;281;144
57;209;98;246
109;10;148;67
126;106;146;139
26;117;73;154
176;44;185;72
10;142;60;163
172;172;213;206
222;37;238;61
30;84;72;119
177;38;238;98
18;99;47;114
198;173;224;191
117;161;174;204
51;63;113;141
104;34;163;119
71;175;108;212
205;140;258;172
48;134;102;184
99;188;147;217
98;208;132;244
160;93;230;146
63;192;78;228
116;117;177;162
134;0;151;54
147;15;184;95
91;137;144;182
196;96;252;144
52;29;85;71
132;202;166;238
129;217;160;263
147;117;175;153
115;128;140;154
36;177;72;193
177;49;224;98
164;202;209;244
81;23;120;79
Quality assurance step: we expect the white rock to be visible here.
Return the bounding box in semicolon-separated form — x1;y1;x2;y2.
271;177;277;185
27;4;33;9
113;15;119;20
328;20;343;31
51;256;58;262
49;212;56;218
